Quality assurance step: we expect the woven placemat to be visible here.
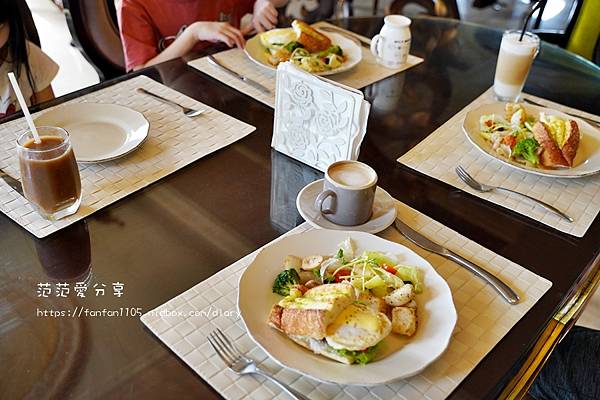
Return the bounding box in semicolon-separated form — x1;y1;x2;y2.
398;88;600;237
141;200;551;400
0;76;256;238
188;22;424;108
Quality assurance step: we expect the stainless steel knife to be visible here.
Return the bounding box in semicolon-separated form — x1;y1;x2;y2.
0;168;23;196
207;55;271;95
317;26;371;48
394;218;520;305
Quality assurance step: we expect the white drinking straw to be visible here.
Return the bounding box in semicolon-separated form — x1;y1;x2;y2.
7;72;41;143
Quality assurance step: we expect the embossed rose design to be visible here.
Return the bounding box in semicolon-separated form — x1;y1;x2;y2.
315;109;337;133
284;119;310;150
291;81;313;108
313;97;349;136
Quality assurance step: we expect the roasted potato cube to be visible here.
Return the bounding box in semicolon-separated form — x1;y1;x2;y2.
302;255;323;271
392;306;417;336
384;284;415;307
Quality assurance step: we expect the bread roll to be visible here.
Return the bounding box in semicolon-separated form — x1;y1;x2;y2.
561;120;580;167
292;20;331;53
533;122;569;168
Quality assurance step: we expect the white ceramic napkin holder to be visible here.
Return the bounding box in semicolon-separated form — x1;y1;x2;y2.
271;62;370;172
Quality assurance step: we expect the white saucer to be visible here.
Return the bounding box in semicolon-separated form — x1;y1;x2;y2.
296;179;397;234
34;103;149;163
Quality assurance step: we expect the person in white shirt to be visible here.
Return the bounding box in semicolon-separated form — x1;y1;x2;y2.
0;0;58;118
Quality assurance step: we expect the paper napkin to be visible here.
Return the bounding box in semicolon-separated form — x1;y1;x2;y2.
272;62;370;172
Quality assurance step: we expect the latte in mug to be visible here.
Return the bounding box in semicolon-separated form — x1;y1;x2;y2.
493;30;540;102
328;162;376;188
315;161;378;226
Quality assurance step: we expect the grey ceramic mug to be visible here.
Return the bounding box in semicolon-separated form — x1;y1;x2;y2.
315;160;378;226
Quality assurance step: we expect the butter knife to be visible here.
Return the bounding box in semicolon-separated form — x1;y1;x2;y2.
317;26;371;48
207;55;271;95
0;168;23;196
523;98;600;127
394;218;520;305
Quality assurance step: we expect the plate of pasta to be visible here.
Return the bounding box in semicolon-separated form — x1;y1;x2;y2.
244;20;362;76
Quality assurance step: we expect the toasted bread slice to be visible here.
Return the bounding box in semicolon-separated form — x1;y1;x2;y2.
391;306;417;337
561;120;580;167
533;121;569;168
274;283;355;339
281;309;330;339
292;20;331;53
269;304;333;339
268;304;284;331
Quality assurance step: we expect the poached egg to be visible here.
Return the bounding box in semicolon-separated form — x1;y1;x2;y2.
325;303;391;351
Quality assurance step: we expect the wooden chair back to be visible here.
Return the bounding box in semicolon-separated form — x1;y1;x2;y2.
63;0;125;80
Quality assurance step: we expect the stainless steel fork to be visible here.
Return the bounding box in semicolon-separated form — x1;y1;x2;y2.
455;165;573;223
207;328;309;400
137;88;206;117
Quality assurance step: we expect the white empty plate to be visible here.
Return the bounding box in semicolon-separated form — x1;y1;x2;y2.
244;30;362;76
34;103;149;163
296;179;397;234
463;102;600;178
238;229;457;385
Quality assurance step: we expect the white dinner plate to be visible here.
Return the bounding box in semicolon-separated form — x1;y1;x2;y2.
34;103;149;163
244;30;362;76
296;179;397;234
238;229;457;386
463;102;600;178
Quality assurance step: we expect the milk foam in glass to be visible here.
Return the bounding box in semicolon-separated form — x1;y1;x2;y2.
493;30;540;102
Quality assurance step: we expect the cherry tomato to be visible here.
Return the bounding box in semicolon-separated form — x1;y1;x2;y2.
333;270;350;283
502;135;517;148
382;263;397;275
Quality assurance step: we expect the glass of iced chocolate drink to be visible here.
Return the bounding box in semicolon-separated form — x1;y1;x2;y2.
17;126;82;220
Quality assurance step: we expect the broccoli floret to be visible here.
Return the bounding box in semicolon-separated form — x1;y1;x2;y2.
272;269;301;296
329;45;343;56
316;45;343;58
513;138;540;165
283;41;303;52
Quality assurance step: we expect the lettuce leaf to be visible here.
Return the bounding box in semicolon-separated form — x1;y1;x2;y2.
337;238;355;262
362;251;395;266
395;266;423;293
335;345;379;365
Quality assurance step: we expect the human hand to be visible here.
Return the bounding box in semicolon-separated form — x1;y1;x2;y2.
189;21;245;48
252;0;278;33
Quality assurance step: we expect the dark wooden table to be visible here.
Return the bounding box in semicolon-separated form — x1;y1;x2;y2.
1;16;599;400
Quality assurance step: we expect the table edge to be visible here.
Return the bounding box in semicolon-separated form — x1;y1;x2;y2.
500;251;600;399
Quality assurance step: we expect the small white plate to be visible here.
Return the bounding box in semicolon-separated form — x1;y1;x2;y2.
297;179;397;234
463;102;600;178
244;30;362;76
238;229;457;385
34;103;149;163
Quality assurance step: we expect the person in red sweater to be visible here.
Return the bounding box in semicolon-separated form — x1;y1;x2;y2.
118;0;288;71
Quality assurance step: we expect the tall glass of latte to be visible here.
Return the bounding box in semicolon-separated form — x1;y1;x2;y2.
17;126;82;220
493;30;540;102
